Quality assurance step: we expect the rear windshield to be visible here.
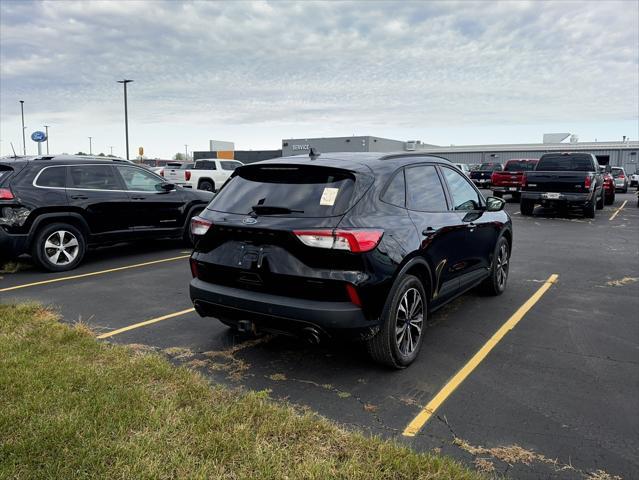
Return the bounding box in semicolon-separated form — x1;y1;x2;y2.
479;163;498;171
209;165;355;217
537;154;594;172
611;168;624;177
0;165;13;185
505;161;537;172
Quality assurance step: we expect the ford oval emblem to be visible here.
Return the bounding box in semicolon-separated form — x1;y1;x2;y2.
242;217;257;225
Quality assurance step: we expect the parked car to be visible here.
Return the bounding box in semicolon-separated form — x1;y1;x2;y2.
184;159;244;192
491;159;538;200
470;162;503;187
454;163;471;176
610;167;629;193
189;152;512;367
0;155;214;271
520;153;604;218
160;161;194;185
629;172;639;187
601;168;616;205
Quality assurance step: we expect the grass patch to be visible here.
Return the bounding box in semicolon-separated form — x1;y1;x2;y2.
0;260;31;274
0;303;483;479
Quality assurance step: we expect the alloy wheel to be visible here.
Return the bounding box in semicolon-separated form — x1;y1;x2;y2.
496;242;509;289
395;287;424;355
44;230;79;266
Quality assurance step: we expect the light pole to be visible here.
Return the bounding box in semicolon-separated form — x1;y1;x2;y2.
88;136;93;155
19;100;26;155
184;144;188;161
117;79;133;160
44;125;50;154
108;145;114;156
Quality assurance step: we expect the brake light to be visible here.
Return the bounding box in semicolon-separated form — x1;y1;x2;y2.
584;175;592;189
521;174;527;188
618;174;625;179
0;188;14;200
293;229;383;253
345;283;362;306
185;170;191;181
491;172;497;183
190;216;213;236
189;257;199;278
159;169;164;177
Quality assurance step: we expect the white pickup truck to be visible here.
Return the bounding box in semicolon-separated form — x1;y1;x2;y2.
184;159;244;192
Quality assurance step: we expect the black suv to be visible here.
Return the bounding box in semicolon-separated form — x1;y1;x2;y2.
0;155;214;271
189;152;512;367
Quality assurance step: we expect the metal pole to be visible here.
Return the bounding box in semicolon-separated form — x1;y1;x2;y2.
44;125;49;154
19;100;25;155
109;146;114;156
117;79;133;160
88;136;93;155
185;144;188;161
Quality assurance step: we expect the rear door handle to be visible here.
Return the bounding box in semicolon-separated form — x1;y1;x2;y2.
70;195;88;200
422;227;438;236
466;222;476;231
131;196;146;200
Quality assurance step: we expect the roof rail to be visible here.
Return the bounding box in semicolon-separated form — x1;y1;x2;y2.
379;152;453;162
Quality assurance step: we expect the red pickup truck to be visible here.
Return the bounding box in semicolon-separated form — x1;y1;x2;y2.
491;159;538;200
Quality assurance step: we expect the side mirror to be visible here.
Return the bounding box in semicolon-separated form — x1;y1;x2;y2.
485;196;506;212
158;182;176;192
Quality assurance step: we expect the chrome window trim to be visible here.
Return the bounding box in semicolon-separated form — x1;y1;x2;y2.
32;164;173;194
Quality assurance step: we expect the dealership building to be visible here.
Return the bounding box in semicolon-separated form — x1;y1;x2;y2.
282;135;639;172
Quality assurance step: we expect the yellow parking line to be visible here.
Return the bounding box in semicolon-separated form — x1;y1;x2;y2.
402;273;559;437
609;200;627;221
96;308;195;339
0;255;189;292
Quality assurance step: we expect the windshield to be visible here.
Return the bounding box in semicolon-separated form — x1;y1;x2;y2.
505;161;537;172
209;165;356;217
479;163;498;171
536;154;595;172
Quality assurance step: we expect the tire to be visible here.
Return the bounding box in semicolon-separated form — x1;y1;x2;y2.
520;199;534;216
366;274;426;368
584;199;596;219
605;192;615;205
512;192;521;202
622;187;628;194
596;190;604;210
32;223;86;272
198;180;214;192
479;236;510;296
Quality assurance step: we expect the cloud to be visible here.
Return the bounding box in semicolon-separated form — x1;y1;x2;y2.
0;0;637;157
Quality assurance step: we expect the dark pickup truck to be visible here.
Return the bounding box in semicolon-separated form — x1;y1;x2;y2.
470;162;503;187
520;153;605;218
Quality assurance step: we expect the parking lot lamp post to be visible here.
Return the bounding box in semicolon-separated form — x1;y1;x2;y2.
185;144;188;161
44;125;50;154
108;146;114;156
88;136;93;155
117;79;133;160
19;100;26;155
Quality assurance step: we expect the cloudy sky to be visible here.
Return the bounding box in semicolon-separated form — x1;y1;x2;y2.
1;0;637;158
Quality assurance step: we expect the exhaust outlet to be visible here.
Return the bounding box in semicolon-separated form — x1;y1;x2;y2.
302;327;321;345
237;320;255;334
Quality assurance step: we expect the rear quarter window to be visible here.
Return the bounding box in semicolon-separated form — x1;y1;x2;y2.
195;160;216;170
35;166;67;188
209;165;357;217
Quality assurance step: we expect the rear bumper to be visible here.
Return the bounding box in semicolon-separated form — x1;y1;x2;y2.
492;186;521;193
471;178;491;186
190;278;376;338
0;227;29;258
521;191;593;205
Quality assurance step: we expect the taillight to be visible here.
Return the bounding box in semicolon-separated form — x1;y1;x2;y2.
189;257;199;278
345;283;362;306
491;172;497;183
185;170;191;181
584;175;592;189
619;174;625;179
191;216;213;236
521;174;527;188
0;188;14;200
293;229;383;253
159;169;164;177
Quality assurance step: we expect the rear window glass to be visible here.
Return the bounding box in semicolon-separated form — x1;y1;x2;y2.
209;165;355;217
195;160;216;170
36;166;66;187
0;166;14;184
537;155;594;172
69;165;120;190
611;168;624;178
505;161;537;171
381;169;406;207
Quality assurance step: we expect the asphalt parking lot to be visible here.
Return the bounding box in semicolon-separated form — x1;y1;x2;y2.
2;191;638;479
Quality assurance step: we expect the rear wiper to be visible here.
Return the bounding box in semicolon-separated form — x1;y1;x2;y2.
250;205;304;215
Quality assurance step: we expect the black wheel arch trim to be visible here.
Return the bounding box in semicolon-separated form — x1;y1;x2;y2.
393;256;435;301
27;213;90;243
